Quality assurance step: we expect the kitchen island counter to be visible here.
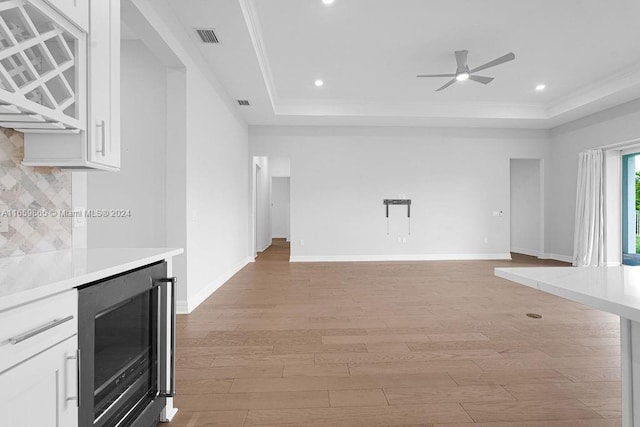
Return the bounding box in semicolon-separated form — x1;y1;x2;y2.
495;265;640;427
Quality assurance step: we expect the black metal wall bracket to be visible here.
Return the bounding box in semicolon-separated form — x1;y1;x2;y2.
383;199;411;235
383;199;411;218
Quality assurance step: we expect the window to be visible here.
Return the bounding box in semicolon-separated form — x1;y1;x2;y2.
622;152;640;265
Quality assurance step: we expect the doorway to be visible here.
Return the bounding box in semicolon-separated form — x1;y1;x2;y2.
510;159;543;257
271;177;290;242
252;156;291;260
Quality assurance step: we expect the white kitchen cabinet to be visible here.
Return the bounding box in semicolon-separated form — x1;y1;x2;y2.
0;0;85;131
0;289;78;427
0;336;78;427
86;0;119;168
21;0;120;171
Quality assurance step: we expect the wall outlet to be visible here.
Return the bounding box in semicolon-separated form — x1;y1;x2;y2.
0;216;9;233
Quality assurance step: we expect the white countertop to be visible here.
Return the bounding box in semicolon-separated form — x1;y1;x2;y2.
0;248;183;311
495;266;640;322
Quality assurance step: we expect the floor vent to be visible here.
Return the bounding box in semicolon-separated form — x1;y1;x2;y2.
237;100;250;106
195;28;220;44
526;313;542;319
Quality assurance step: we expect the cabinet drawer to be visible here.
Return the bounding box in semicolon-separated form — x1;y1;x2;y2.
45;0;89;31
0;290;78;373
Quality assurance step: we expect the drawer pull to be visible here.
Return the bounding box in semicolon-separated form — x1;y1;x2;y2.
9;315;74;344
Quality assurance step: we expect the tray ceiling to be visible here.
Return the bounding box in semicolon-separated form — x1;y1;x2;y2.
166;0;640;128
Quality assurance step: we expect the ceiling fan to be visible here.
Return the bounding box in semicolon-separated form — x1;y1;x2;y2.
417;50;515;92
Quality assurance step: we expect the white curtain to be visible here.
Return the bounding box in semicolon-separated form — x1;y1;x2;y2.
572;149;604;267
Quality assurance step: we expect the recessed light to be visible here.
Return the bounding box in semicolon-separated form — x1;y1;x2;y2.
314;79;324;87
322;0;335;4
456;72;469;82
536;84;546;91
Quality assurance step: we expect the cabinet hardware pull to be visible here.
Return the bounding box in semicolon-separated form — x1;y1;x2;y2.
9;315;74;344
96;120;106;155
66;349;81;407
155;277;177;398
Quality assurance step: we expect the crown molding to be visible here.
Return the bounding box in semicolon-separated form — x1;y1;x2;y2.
238;0;278;112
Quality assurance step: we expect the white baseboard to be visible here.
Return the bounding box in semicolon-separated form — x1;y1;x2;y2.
176;299;189;314
257;242;271;252
290;253;513;263
510;247;540;258
538;253;573;263
176;256;252;314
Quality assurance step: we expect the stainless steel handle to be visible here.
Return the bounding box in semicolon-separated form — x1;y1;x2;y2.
9;315;74;344
96;120;106;155
155;277;177;398
66;349;81;407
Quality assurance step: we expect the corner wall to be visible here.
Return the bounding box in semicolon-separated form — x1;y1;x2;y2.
183;66;249;311
123;0;250;313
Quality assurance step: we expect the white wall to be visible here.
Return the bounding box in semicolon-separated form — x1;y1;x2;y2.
250;126;550;261
128;0;250;313
269;157;291;177
547;99;640;261
183;66;249;311
88;40;167;248
510;159;541;256
272;177;290;240
165;67;188;300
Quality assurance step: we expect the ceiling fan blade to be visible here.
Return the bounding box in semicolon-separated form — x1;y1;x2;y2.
469;75;494;85
454;50;468;71
435;78;457;92
469;52;515;74
417;73;456;78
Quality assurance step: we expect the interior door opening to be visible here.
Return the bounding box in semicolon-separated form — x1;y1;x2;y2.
271;177;290;243
252;156;291;260
510;159;543;258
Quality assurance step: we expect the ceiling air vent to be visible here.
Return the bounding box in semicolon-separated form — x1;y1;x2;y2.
195;28;220;44
237;100;250;106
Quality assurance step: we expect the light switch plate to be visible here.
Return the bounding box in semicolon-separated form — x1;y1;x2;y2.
0;216;8;233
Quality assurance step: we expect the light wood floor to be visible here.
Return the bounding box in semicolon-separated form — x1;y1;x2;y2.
169;239;621;427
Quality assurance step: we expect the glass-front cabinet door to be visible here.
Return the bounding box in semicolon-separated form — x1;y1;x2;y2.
0;0;85;132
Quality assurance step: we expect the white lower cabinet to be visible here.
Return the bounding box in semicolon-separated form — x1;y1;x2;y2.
0;335;78;427
0;289;78;427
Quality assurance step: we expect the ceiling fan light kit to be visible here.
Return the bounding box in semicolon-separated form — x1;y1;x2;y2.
417;50;516;91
